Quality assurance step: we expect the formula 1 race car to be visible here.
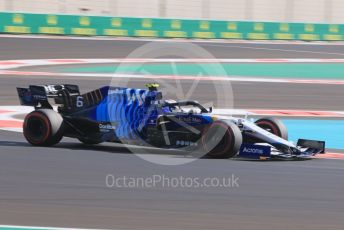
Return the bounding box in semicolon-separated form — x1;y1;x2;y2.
17;84;325;160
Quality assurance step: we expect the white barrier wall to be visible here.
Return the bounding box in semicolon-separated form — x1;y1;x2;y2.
1;0;344;23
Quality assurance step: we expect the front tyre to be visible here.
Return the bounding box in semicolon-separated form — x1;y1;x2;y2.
202;121;242;159
255;117;288;140
23;109;64;146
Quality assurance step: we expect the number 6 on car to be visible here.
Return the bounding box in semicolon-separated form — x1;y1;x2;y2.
76;96;84;108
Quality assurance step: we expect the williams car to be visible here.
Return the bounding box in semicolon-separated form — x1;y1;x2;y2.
17;84;325;160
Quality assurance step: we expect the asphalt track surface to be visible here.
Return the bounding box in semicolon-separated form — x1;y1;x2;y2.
3;36;344;59
1;36;344;230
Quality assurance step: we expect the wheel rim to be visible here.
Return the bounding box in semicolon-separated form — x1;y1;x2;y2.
24;113;50;144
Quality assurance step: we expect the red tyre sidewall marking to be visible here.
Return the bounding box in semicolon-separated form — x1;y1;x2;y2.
24;112;51;145
202;122;233;155
256;121;280;137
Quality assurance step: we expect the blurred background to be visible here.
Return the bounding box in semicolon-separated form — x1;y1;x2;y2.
1;1;344;230
0;0;344;23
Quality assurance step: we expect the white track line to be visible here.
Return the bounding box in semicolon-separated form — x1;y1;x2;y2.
1;58;343;85
1;58;344;70
2;70;344;85
0;225;111;230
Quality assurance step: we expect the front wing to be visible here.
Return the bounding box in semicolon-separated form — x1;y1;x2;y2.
238;139;325;160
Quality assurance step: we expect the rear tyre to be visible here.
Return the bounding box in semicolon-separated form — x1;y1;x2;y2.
202;121;242;159
23;109;64;146
255;117;288;140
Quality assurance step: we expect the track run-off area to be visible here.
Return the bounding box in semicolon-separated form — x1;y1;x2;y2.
0;35;344;230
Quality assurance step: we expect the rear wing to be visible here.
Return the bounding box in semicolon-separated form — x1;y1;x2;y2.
17;85;80;108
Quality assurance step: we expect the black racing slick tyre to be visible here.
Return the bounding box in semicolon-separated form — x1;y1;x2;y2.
255;117;288;140
202;121;243;159
23;109;64;146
